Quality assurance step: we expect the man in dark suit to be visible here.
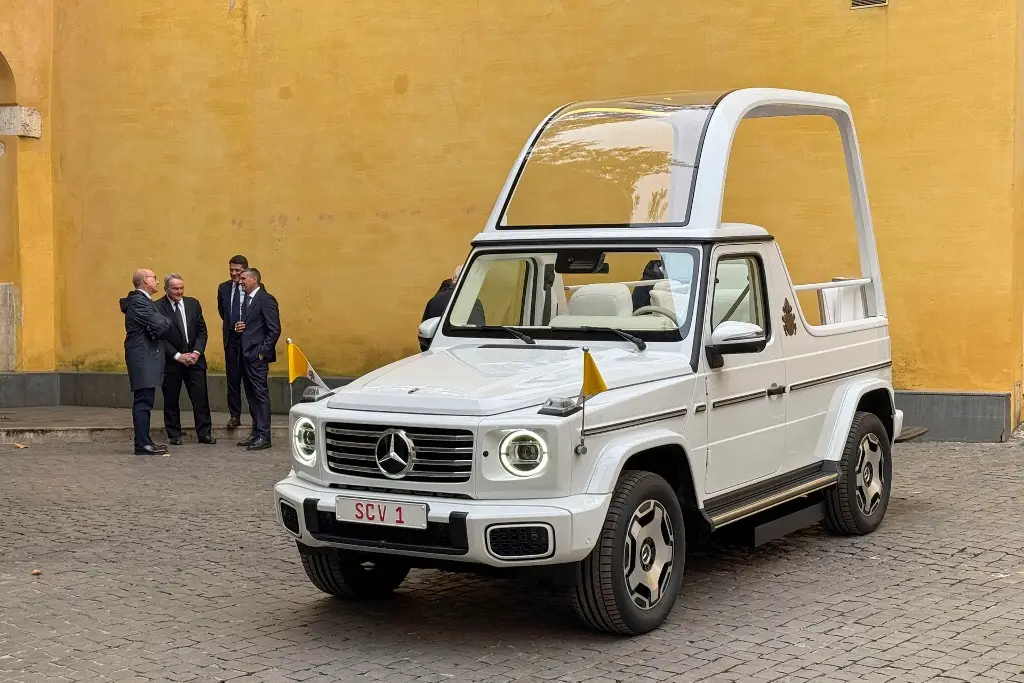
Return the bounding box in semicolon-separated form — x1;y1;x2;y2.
157;273;217;446
233;267;281;451
119;268;174;456
422;264;485;325
216;254;251;430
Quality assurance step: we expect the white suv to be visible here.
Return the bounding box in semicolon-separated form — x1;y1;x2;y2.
275;88;913;635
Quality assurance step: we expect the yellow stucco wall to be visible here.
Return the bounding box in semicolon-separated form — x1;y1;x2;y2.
0;0;57;371
2;0;1017;393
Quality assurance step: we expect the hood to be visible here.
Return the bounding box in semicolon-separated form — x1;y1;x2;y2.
327;344;693;416
119;290;142;313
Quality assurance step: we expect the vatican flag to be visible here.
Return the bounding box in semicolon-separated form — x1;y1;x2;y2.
581;348;608;399
287;339;330;390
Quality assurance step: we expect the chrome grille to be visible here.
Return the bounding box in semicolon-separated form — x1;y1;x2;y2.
323;422;474;483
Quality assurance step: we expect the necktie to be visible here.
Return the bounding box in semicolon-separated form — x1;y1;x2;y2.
175;302;188;344
232;286;242;324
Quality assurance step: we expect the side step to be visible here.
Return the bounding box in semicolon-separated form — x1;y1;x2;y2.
895;426;928;443
750;500;825;547
703;462;838;530
714;499;827;548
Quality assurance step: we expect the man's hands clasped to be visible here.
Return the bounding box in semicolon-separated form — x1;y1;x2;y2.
177;351;201;366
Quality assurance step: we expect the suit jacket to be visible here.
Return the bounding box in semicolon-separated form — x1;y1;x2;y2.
239;287;281;363
119;290;173;391
156;295;209;370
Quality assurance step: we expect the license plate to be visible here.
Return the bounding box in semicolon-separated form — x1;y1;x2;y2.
335;496;428;530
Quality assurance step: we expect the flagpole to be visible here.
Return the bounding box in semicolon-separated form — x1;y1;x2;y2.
286;337;293;407
576;347;589;456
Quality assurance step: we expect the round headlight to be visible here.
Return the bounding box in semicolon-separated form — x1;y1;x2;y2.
292;417;317;467
498;429;548;477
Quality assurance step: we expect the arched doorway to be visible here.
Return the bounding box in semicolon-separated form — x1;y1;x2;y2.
0;50;18;370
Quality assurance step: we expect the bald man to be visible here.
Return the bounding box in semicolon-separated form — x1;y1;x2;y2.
119;268;174;455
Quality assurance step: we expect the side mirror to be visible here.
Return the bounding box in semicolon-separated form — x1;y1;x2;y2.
705;321;766;369
418;317;441;352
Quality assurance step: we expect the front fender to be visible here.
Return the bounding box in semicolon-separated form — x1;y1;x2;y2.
817;378;894;462
584;427;703;499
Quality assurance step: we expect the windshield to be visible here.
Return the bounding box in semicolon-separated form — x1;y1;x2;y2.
444;247;701;344
499;92;725;229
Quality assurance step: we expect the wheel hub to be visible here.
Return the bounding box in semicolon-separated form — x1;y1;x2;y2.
623;499;674;611
854;433;885;516
639;538;656;571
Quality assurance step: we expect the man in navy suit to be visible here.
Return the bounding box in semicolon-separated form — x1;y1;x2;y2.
216;255;251;430
233;267;281;451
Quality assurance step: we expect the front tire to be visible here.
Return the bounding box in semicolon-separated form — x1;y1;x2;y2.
572;470;686;635
297;543;410;600
822;411;893;535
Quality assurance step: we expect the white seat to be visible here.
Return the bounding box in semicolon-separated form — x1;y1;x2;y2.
567;283;633;317
818;280;868;325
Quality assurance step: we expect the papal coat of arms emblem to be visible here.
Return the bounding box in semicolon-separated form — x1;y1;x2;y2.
782;298;797;336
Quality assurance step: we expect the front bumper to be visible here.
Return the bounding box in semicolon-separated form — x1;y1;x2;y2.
274;473;610;567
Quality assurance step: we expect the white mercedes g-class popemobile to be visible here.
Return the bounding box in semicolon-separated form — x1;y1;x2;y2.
275;88;906;635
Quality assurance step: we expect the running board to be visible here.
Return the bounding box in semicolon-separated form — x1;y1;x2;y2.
703;462;839;530
895;426;928;443
716;499;827;547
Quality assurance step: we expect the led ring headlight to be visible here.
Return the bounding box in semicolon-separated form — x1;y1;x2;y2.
292;417;318;467
499;429;548;477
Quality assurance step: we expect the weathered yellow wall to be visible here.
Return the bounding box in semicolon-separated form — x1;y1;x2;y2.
39;0;1022;391
0;0;57;371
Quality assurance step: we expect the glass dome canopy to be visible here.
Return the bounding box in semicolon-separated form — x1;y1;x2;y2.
497;91;729;230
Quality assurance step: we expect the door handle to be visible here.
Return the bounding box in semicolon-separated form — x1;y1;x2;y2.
766;383;786;397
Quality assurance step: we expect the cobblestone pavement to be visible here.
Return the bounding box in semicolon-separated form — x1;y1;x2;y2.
2;440;1024;683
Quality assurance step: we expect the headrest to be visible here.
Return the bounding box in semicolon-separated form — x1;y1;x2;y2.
567;283;633;317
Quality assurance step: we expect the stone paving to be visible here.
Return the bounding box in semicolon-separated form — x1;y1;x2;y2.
2;439;1024;682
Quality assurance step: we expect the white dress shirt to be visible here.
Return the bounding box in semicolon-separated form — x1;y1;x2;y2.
169;298;195;362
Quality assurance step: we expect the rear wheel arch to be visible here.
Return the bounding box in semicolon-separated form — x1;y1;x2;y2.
856;387;894;443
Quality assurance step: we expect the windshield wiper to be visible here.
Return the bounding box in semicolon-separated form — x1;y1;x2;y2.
481;325;536;345
579;326;647;351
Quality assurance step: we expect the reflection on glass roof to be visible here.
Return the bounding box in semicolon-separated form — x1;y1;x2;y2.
500;91;728;229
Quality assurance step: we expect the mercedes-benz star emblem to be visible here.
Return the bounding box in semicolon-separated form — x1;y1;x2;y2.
374;428;416;479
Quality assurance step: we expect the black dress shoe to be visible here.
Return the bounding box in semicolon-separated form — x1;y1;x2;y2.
169;438;183;446
198;435;217;444
134;444;165;456
237;434;256;447
226;416;241;429
246;437;272;451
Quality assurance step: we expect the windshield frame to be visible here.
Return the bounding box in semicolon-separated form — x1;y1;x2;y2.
439;244;704;349
495;91;730;230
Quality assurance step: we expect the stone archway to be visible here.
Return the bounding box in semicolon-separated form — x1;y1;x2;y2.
0;50;18;370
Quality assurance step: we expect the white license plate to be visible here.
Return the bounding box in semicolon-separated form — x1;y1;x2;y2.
335;496;428;530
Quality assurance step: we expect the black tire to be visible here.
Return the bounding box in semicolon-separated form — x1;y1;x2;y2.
572;470;686;635
297;543;410;600
822;411;893;535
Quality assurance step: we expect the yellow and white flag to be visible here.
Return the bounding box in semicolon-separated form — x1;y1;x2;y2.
288;339;330;391
581;348;608;399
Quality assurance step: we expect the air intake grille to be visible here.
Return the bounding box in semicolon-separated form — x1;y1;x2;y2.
488;525;552;559
280;502;300;535
851;0;887;7
324;422;474;482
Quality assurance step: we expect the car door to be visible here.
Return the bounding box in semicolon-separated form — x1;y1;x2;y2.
703;245;787;494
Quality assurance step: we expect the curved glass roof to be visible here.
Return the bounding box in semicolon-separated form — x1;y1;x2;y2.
498;91;729;229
